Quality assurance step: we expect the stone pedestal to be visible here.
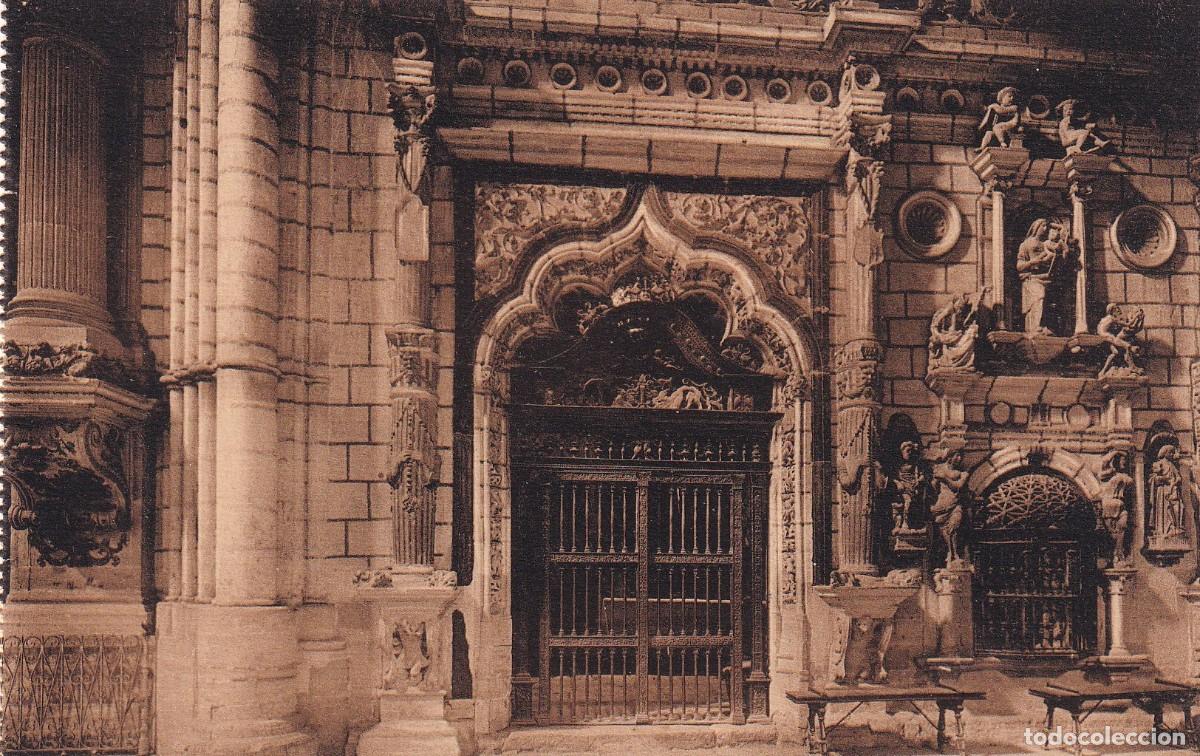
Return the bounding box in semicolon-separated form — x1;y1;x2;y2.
933;563;974;659
816;577;919;686
354;569;461;756
1181;585;1200;682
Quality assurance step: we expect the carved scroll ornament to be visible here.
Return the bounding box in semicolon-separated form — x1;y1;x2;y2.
3;419;131;567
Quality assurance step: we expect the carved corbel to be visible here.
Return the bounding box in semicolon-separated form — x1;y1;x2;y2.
389;31;437;196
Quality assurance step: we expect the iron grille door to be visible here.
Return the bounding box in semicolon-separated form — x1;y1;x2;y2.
516;468;762;724
973;537;1096;660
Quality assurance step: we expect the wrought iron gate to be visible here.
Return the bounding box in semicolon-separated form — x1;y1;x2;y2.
972;472;1098;663
511;406;771;725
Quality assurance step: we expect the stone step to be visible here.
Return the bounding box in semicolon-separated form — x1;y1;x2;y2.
497;723;777;753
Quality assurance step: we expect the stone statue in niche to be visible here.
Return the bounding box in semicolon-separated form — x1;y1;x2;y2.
1148;444;1188;547
928;288;989;372
1056;99;1112;156
887;440;928;534
1015;218;1075;335
383;620;431;692
1099;449;1134;565
929;449;968;567
978;87;1021;150
1096;304;1145;378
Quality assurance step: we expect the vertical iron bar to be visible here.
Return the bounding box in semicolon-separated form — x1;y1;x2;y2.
636;474;650;723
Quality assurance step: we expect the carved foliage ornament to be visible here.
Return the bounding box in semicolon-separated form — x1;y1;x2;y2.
2;341;140;390
663;192;812;299
3;420;131;567
474;183;628;299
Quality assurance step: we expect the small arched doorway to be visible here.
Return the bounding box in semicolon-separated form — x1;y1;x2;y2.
973;470;1100;664
509;282;777;725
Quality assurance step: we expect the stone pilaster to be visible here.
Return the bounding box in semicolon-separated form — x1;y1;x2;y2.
1063;153;1112;335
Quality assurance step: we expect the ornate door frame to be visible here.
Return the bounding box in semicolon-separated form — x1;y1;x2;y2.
467;189;821;731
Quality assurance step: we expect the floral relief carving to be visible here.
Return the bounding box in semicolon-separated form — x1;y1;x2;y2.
664;192;812;299
474;183;628;299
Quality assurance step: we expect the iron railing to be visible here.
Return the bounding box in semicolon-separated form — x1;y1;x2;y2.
0;634;151;754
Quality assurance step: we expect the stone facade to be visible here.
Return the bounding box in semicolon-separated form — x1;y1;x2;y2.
3;0;1200;754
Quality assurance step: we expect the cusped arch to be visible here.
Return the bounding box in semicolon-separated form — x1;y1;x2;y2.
967;446;1102;503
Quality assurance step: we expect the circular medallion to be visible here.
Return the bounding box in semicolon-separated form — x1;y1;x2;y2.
502;59;532;88
895;191;963;260
685;72;712;99
1026;94;1051;119
595;65;623;93
807;79;832;106
456;57;484;85
765;78;792;103
988;402;1012;426
641;68;668;96
397;32;428;61
940;88;965;114
1065;404;1091;430
721;75;748;101
895;86;920;112
1109;204;1177;270
550;62;577;90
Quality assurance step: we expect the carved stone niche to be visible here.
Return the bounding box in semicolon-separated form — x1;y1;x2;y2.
1;353;154;599
1143;425;1194;566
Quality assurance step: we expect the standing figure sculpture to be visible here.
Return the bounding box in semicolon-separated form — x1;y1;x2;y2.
928;288;989;371
1016;218;1073;335
929;449;969;566
1148;445;1186;544
886;440;929;535
978;87;1021;150
1099;449;1134;565
1056;99;1111;156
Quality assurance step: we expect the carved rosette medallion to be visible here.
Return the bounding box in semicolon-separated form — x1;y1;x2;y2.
474;183;628;299
386;328;440;567
662;192;812;300
3;419;132;567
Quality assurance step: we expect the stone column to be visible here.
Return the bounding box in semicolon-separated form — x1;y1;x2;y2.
832;81;890;577
9;28;117;348
386;34;440;570
1103;568;1136;658
969;144;1028;330
1063;153;1112;335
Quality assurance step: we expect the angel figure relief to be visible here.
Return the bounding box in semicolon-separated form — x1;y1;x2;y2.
928;288;989;372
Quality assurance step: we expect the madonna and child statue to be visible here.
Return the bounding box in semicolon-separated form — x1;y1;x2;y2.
1015;217;1077;336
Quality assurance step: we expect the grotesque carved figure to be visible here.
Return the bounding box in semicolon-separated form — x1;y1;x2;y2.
383;620;431;692
978;87;1021;150
929;449;969;566
1099;449;1134;565
1056;99;1111;156
928;288;989;372
1016;218;1074;335
1148;444;1187;545
1096;304;1145;378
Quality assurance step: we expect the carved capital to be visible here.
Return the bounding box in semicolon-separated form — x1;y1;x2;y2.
1;340;144;392
386;328;437;392
834;339;883;403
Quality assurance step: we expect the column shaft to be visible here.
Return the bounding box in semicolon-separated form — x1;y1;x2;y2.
1072;186;1089;335
12;30;111;330
214;0;281;605
990;186;1006;329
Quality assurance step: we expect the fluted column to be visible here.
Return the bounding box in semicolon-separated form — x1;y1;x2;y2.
11;29;113;335
213;0;281;605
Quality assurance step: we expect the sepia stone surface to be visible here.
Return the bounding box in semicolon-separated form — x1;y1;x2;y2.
4;0;1200;753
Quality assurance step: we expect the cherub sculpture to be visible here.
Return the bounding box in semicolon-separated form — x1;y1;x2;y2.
1056;99;1111;156
1096;304;1145;377
978;87;1021;150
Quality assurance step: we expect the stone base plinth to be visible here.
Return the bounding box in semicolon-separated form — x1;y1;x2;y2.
816;577;920;686
357;691;460;756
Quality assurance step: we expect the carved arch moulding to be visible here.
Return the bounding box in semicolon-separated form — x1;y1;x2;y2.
472;194;823;617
